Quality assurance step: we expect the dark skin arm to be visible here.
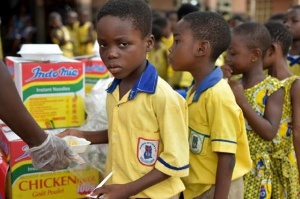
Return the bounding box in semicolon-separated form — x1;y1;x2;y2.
291;80;300;184
57;129;108;144
214;153;235;199
50;28;67;45
229;81;284;141
0;61;47;147
90;168;169;199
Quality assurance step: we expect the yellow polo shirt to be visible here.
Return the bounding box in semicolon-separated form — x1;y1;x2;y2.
287;54;300;76
105;62;189;198
182;67;252;198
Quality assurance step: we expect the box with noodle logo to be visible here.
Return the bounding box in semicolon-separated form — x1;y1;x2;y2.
5;56;85;129
75;57;110;94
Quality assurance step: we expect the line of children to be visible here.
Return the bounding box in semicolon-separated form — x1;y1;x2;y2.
263;21;300;199
169;11;252;199
56;1;300;198
226;22;284;199
56;1;255;198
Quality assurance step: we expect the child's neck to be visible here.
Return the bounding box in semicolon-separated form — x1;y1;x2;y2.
241;63;266;89
190;62;216;93
289;40;300;55
268;57;293;80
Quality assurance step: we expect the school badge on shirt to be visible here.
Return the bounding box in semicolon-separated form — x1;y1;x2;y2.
138;138;159;166
189;129;205;154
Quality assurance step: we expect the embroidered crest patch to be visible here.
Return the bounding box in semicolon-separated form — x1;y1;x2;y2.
189;129;205;154
138;138;159;166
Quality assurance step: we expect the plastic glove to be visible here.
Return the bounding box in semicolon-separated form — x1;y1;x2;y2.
28;133;85;171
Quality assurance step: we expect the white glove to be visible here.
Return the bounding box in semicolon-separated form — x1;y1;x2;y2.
28;133;85;171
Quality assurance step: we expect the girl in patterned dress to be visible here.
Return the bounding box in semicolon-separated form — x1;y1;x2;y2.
226;22;284;199
263;21;300;199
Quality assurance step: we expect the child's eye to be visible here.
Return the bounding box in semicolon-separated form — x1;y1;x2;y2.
119;42;128;47
174;39;179;44
228;51;236;56
99;43;107;48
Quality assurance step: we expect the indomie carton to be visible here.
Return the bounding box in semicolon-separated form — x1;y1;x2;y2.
5;56;85;129
0;123;100;199
76;57;110;94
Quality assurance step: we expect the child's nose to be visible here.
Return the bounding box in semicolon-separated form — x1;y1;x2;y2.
107;46;118;59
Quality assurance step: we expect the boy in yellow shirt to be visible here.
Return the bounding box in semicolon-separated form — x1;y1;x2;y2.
58;0;189;198
169;11;252;198
48;12;74;58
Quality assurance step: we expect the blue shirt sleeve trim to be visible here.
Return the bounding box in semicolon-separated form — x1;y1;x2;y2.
157;157;189;170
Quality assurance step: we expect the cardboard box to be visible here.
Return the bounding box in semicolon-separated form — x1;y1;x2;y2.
5;56;86;129
0;124;100;199
76;57;110;94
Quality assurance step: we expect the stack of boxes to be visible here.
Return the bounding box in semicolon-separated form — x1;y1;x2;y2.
0;47;110;198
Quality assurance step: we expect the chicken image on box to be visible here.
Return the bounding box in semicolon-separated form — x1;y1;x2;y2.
5;56;85;129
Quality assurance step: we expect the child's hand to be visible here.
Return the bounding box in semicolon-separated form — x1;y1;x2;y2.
228;81;247;105
56;129;84;138
220;64;233;80
89;184;130;199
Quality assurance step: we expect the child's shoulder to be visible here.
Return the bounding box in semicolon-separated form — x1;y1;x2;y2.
204;79;238;104
154;77;186;102
263;75;282;90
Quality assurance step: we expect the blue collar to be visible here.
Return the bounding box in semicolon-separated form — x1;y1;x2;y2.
287;55;300;66
106;61;158;100
192;67;223;102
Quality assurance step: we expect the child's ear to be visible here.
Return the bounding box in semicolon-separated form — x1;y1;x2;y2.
195;40;210;57
267;44;276;57
146;35;154;52
251;48;262;62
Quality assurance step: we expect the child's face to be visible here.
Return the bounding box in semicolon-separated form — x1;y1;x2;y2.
285;8;300;40
49;17;61;28
167;13;178;31
168;20;198;72
66;13;78;26
162;21;172;38
96;16;153;80
226;33;253;75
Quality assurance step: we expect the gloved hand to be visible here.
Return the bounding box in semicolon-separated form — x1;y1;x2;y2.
28;133;85;171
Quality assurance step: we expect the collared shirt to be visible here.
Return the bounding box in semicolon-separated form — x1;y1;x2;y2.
105;61;189;198
287;54;300;76
183;67;252;198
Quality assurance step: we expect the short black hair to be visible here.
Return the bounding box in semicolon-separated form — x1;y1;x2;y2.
152;24;162;42
49;12;61;20
153;17;168;29
268;13;285;23
264;21;292;56
228;14;246;23
96;0;151;38
166;10;177;18
177;3;199;20
289;5;300;11
232;22;271;57
183;11;231;61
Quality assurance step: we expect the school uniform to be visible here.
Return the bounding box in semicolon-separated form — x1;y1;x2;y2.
105;61;189;198
287;54;300;76
182;67;252;199
51;26;74;58
77;21;96;56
